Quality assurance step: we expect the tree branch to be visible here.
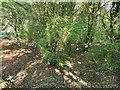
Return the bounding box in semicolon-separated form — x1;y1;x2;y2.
14;2;28;10
9;0;28;10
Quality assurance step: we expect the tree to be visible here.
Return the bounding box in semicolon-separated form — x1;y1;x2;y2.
2;2;27;42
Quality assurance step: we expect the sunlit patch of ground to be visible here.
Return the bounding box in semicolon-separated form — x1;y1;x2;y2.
1;39;119;88
69;54;118;88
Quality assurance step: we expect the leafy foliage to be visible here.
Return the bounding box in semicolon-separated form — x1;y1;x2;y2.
87;41;120;72
1;1;120;74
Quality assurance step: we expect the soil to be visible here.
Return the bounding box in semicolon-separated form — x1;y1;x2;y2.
0;38;119;88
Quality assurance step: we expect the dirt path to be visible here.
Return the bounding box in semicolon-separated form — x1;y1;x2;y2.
0;39;119;88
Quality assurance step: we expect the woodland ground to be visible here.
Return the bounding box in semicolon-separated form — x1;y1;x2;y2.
0;38;119;88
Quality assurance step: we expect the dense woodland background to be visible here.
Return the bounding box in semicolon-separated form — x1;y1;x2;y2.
0;1;120;88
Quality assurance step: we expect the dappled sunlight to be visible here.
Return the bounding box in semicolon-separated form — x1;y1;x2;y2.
54;68;61;75
27;44;33;47
34;55;39;58
81;53;84;56
33;70;38;78
1;50;11;53
45;67;48;70
20;48;32;54
61;54;89;87
0;40;15;47
1;38;119;88
65;60;74;68
77;61;82;64
20;39;27;44
69;72;80;80
63;70;87;87
13;59;22;65
11;51;20;57
63;56;88;87
1;42;33;66
1;1;120;88
18;53;24;57
63;75;69;80
73;71;80;75
25;60;43;70
2;65;9;70
1;39;46;88
1;54;12;60
27;61;33;65
1;41;32;64
14;70;28;86
39;72;42;76
78;79;87;86
24;50;32;53
20;49;26;52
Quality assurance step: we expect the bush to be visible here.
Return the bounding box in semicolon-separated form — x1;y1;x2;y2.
87;41;120;72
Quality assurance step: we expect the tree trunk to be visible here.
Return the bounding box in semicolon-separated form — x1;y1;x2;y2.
85;3;95;50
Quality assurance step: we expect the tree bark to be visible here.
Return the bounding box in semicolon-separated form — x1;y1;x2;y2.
85;3;95;50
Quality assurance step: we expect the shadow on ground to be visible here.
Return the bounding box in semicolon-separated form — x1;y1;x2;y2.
1;39;77;88
1;39;119;88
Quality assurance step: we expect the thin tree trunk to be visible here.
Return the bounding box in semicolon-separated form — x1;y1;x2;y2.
85;3;95;50
109;3;114;43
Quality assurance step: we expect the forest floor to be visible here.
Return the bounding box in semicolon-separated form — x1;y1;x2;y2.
0;38;119;88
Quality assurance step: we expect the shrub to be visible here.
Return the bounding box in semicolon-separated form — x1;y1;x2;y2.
87;41;120;72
